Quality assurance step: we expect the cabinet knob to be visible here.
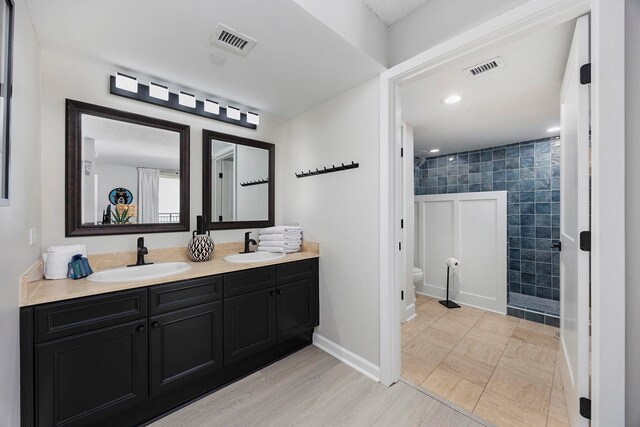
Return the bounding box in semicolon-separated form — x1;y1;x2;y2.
152;321;160;328
277;290;282;295
270;290;276;297
136;325;145;333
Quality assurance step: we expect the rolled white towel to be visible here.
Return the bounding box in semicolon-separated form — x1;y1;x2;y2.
257;246;300;254
259;225;302;235
259;241;301;248
258;233;302;242
43;245;88;280
47;244;87;253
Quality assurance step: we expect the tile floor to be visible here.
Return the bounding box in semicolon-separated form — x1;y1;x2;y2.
401;294;570;427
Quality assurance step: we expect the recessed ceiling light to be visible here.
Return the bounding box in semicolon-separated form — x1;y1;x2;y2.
442;94;463;104
547;126;561;133
429;149;440;153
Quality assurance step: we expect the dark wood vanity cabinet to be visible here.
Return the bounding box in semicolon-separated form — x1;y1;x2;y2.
21;258;319;427
36;320;149;427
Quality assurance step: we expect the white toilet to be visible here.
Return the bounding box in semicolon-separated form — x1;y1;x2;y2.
413;267;423;290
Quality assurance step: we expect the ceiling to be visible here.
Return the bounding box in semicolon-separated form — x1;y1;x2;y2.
25;0;386;119
401;20;575;156
363;0;430;25
83;115;180;170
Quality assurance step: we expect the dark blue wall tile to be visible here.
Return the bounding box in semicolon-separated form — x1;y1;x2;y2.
506;170;520;181
524;310;545;323
415;137;559;303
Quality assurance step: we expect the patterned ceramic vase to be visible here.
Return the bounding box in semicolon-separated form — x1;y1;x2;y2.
187;231;214;262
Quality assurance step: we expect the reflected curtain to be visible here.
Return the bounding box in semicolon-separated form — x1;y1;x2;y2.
137;168;160;223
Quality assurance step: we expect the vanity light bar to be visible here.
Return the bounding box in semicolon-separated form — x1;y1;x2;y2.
109;73;258;130
115;73;138;93
149;82;169;101
178;91;197;108
247;111;260;125
226;106;241;120
204;99;220;115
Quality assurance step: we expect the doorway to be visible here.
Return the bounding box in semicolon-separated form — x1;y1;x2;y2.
379;1;625;425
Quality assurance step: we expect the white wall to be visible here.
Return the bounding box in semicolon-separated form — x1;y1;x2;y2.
626;1;640;424
236;144;269;221
0;1;41;425
40;50;284;254
293;0;389;67
281;78;380;365
388;0;528;66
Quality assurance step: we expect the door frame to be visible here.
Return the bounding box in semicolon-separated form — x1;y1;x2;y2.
378;0;626;425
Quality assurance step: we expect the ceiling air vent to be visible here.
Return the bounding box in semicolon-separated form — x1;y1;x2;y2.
210;24;257;57
464;57;504;77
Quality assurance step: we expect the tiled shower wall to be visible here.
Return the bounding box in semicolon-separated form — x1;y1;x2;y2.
414;138;561;308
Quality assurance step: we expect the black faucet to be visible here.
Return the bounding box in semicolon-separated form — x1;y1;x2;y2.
128;237;154;267
241;232;257;254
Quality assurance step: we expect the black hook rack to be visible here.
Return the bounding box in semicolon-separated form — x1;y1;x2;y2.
240;178;269;187
295;161;359;178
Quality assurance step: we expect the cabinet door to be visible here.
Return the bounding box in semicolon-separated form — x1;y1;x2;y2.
224;288;277;365
36;320;148;427
277;278;319;342
149;302;223;396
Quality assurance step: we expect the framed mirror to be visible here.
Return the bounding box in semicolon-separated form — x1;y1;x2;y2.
0;0;13;205
65;99;190;236
203;130;274;230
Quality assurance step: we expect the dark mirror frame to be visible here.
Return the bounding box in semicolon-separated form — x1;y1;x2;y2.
65;99;190;237
202;129;275;230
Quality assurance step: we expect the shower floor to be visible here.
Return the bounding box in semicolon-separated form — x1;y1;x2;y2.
508;293;560;326
401;294;568;427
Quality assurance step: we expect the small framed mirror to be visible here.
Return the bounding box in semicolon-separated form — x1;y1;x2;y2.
203;130;274;230
66;99;190;236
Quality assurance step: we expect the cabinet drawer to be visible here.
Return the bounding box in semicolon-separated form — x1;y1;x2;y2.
149;275;222;315
223;266;275;298
276;259;318;285
35;289;148;342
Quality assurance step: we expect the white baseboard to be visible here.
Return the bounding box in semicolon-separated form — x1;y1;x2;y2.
312;333;380;382
405;302;416;322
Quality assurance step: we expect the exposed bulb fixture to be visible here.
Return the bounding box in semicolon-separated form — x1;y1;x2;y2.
442;94;463;104
547;126;561;133
429;148;440;153
115;73;138;93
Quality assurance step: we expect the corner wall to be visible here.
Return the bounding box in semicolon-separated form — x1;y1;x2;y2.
625;1;640;425
39;50;284;254
0;0;41;424
281;78;380;366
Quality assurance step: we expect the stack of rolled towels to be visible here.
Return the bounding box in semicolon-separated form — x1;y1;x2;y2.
43;244;88;280
257;225;303;254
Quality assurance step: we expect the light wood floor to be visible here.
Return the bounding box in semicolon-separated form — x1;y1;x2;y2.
401;294;570;427
150;345;486;426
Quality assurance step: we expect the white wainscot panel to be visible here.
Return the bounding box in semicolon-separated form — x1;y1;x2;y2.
415;192;507;313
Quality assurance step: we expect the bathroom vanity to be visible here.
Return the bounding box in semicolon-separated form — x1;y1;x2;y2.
20;254;319;427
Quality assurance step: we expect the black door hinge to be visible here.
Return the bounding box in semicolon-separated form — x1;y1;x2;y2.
401;219;404;229
218;172;223;179
401;147;404;157
398;242;402;251
401;291;404;301
580;63;591;85
580;397;591;419
580;231;591;252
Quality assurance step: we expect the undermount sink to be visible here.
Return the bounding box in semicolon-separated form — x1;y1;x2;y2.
87;262;191;283
224;251;286;264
